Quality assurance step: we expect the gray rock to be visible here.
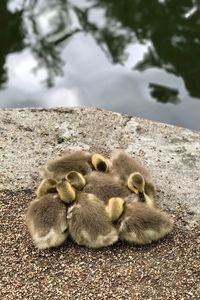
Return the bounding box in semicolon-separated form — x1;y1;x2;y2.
1;107;199;219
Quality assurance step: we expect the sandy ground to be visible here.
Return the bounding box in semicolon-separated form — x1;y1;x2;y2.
1;189;199;300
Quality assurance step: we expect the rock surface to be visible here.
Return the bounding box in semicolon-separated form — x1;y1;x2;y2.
1;107;200;299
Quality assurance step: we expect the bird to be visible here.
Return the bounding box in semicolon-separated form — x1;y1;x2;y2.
83;170;154;208
127;172;155;207
65;171;86;190
36;176;76;204
83;171;132;204
26;179;77;249
36;178;57;197
110;150;156;201
38;150;93;181
67;192;119;249
105;197;125;222
91;153;111;172
56;179;76;203
110;197;173;245
26;193;68;250
127;172;145;200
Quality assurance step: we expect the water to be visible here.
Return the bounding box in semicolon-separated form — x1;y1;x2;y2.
0;0;200;130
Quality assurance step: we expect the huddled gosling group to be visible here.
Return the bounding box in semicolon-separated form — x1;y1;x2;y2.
26;150;173;250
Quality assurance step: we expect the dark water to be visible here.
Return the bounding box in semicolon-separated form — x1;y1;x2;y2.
1;0;200;130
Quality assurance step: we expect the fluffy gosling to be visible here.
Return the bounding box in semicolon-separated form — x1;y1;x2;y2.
36;178;57;197
110;150;156;199
91;153;111;172
26;194;68;250
67;192;118;249
83;171;131;204
65;171;86;190
39;150;93;181
116;197;173;245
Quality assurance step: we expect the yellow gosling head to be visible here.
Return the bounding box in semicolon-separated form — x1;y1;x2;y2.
106;197;125;222
91;153;111;173
56;180;76;203
128;172;145;202
65;171;86;190
36;178;57;197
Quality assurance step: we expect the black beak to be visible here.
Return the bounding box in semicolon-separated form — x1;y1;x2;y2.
138;192;145;202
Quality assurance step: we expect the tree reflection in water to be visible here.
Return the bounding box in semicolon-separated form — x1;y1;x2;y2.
93;0;200;99
23;0;81;86
0;1;23;87
1;0;200;101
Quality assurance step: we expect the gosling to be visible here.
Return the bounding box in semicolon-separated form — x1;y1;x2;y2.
127;172;154;207
67;192;118;249
107;197;173;245
110;150;156;200
91;153;111;172
26;194;68;250
39;150;93;181
65;171;86;190
36;178;57;197
26;180;76;249
83;171;131;204
36;177;76;204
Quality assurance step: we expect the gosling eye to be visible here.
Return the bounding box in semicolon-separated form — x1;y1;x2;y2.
132;185;137;189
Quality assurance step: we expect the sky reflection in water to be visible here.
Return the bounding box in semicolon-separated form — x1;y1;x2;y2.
0;0;200;130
